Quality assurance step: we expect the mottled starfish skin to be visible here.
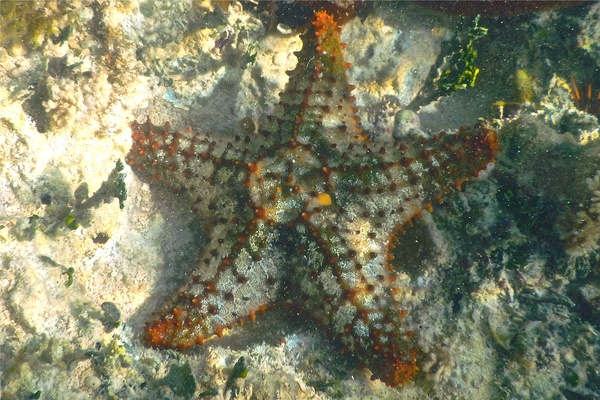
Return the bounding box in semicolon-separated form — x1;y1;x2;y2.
128;11;499;387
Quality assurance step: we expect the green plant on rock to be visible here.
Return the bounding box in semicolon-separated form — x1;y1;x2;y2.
38;255;75;287
0;2;76;55
437;15;488;96
161;362;197;400
10;160;126;240
224;356;248;399
84;338;133;378
408;14;488;110
63;159;127;230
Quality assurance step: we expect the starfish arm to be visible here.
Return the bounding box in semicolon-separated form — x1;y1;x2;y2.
128;119;283;348
279;11;367;161
128;118;263;231
291;125;498;385
145;219;283;349
128;118;266;187
297;207;418;386
330;125;499;204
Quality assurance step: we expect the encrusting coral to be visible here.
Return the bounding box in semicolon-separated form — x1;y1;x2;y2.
128;10;499;387
559;169;600;256
495;109;600;258
0;1;73;55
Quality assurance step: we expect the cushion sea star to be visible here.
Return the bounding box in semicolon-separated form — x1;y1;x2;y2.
127;11;499;387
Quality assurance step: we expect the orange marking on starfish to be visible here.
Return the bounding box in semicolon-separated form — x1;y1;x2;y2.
215;326;225;338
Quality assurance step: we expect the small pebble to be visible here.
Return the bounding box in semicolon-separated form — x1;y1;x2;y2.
84;375;101;390
277;23;293;35
393;109;421;139
8;39;27;57
100;302;121;332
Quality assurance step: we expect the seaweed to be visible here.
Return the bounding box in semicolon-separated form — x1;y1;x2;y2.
224;357;248;398
161;362;197;400
10;160;126;240
409;14;488;110
38;255;75;288
437;14;488;96
0;2;76;55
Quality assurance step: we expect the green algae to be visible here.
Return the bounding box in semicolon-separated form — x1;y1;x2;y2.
224;356;248;398
161;362;197;400
0;1;76;55
514;69;535;103
9;160;126;241
438;15;488;96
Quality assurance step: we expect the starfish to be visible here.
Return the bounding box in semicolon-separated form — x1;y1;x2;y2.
128;11;499;386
